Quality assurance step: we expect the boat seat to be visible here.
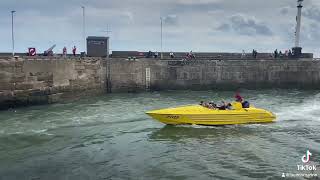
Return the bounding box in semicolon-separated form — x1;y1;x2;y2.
231;102;243;110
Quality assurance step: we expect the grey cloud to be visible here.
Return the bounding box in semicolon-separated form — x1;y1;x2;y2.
302;7;320;21
308;23;320;39
216;14;273;36
0;0;80;16
167;1;221;14
301;22;320;42
216;24;230;31
280;7;290;15
163;14;178;26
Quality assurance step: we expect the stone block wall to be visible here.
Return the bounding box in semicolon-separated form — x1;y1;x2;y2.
1;56;320;109
0;57;106;109
111;51;314;60
108;59;146;92
107;58;320;92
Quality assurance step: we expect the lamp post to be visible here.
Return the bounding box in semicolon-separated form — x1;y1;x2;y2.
81;6;86;53
292;0;303;58
102;26;112;57
160;17;163;59
11;10;16;57
102;25;112;36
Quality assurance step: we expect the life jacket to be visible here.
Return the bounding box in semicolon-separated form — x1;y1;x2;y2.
242;101;250;108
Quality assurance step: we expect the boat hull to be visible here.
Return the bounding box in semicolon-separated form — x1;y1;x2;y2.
146;105;276;126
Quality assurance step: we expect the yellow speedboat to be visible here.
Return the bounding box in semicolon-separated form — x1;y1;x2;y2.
146;102;276;126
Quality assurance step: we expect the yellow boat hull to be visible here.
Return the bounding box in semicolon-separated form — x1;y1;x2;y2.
146;105;276;126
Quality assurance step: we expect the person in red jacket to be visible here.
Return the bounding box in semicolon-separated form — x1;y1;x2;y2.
235;92;243;103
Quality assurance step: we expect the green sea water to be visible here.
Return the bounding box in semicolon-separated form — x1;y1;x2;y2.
0;89;319;180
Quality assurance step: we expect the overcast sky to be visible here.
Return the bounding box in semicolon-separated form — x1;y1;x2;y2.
0;0;319;56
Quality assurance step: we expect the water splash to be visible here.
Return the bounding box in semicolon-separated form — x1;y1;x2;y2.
276;94;320;122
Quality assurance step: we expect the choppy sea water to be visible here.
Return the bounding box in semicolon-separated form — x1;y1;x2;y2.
0;90;319;180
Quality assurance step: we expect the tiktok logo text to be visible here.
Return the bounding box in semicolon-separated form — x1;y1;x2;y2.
302;150;312;163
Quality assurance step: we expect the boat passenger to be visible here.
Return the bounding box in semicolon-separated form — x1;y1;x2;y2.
199;101;204;106
217;101;227;110
226;103;233;110
208;102;217;109
205;102;212;108
201;102;209;108
235;92;243;103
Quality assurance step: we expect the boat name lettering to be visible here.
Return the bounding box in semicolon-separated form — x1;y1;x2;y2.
166;115;179;119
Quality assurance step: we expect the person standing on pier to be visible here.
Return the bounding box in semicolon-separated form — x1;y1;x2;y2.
252;49;258;59
285;50;289;57
274;49;278;59
63;47;67;57
154;51;159;58
72;46;77;56
288;49;292;57
279;51;283;58
241;50;246;59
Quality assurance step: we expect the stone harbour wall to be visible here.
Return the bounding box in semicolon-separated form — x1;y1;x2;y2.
0;57;106;109
108;58;320;92
1;57;320;109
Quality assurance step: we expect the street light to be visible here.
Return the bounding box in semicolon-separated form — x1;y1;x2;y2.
81;6;86;53
160;17;163;59
295;0;303;48
102;25;112;56
101;25;112;36
292;0;304;57
11;10;16;57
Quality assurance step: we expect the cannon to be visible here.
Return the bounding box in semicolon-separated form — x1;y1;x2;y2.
43;44;56;56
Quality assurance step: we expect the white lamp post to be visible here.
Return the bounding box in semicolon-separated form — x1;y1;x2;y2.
295;0;303;47
160;17;163;59
11;10;16;57
81;6;86;53
292;0;303;57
